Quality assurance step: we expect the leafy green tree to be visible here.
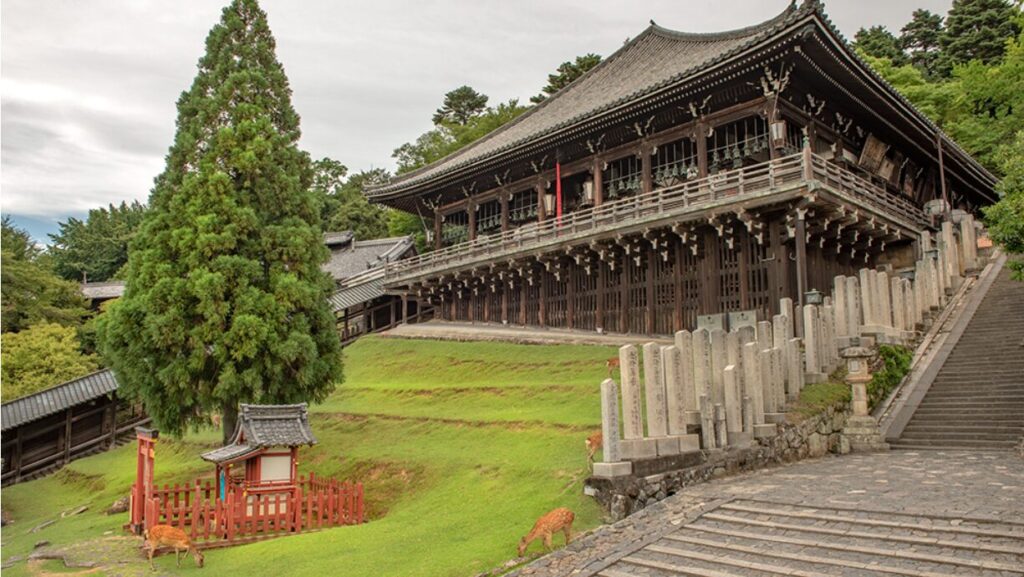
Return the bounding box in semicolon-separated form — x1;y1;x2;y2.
860;54;960;125
313;159;390;239
946;23;1024;170
900;9;945;78
394;97;528;174
387;210;429;253
1;322;100;401
984;130;1024;279
48;201;147;282
432;85;489;126
97;0;343;443
1;217;88;333
940;0;1020;71
530;53;602;104
854;26;907;65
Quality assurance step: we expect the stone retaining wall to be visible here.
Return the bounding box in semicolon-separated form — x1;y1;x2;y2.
586;404;849;521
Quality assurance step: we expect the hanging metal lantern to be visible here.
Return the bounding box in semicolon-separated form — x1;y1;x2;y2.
770;119;787;149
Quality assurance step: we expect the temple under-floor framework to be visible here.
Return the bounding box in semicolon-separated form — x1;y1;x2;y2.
366;0;997;337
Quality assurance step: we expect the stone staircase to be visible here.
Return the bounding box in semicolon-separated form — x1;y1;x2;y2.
891;265;1024;451
601;498;1024;577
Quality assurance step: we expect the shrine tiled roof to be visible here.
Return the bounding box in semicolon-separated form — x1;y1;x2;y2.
201;403;317;464
323;235;414;282
2;369;119;432
368;2;810;200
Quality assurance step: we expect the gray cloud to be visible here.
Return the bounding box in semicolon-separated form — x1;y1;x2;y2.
2;0;953;229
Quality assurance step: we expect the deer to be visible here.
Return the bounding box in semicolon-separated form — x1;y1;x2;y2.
585;431;603;463
517;507;575;557
144;525;205;570
605;357;620;378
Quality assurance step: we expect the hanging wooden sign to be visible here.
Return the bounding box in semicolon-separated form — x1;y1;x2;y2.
858;134;889;173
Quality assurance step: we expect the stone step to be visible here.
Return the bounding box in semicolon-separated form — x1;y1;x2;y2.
915;400;1024;409
889;437;1019;449
898;430;1021;442
920;390;1024;398
902;424;1024;434
889;442;1016;452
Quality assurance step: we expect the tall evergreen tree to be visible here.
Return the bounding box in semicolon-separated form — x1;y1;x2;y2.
313;159;389;240
49;201;147;282
853;26;907;65
940;0;1020;70
900;9;945;78
97;0;343;442
530;53;602;104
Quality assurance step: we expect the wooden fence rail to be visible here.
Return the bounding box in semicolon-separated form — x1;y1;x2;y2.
141;474;363;545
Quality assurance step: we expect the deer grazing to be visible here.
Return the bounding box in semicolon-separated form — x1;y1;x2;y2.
585;431;603;463
605;357;620;378
517;507;575;557
144;524;205;570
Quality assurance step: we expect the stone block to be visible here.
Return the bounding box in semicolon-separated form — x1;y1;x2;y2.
591;462;632;478
673;330;696;414
676;434;701;452
764;412;786;424
753;423;778;439
727;431;754;448
655;436;680;456
619;438;658;460
600;379;622;463
642;343;668;438
619;345;643;440
684;410;702;426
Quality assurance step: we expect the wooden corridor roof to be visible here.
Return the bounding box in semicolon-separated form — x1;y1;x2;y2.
1;369;119;432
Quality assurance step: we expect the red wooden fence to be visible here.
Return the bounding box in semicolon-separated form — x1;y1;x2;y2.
140;474;363;545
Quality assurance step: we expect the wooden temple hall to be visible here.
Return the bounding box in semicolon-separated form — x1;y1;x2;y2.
366;1;997;337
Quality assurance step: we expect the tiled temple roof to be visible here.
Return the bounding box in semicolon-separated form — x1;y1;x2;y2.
2;370;119;432
201;403;317;464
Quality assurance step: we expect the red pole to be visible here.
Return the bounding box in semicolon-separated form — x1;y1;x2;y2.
555;161;563;221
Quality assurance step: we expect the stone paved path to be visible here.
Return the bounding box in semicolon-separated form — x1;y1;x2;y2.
509;451;1024;577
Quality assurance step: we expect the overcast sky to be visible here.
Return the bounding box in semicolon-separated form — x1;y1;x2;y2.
2;0;953;243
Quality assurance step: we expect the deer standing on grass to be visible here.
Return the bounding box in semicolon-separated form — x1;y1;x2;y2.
605;357;620;379
517;508;575;557
145;525;205;570
585;431;603;463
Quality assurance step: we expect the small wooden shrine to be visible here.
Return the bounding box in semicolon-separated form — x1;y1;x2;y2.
128;404;363;547
201;404;316;502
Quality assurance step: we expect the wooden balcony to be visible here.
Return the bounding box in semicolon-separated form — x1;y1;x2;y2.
384;151;928;284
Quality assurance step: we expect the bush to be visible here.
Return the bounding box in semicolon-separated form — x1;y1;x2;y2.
867;345;912;409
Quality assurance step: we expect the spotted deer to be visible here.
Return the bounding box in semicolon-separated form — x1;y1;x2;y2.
605;357;620;379
585;431;603;463
517;507;575;557
144;524;204;570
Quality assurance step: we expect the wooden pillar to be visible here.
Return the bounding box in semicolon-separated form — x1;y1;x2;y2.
536;183;547;222
106;401;117;449
795;215;808;337
401;293;409;324
738;232;750;310
768;95;780;161
63;408;73;463
673;237;684;332
696;122;709;178
467;200;477;241
597;262;606;332
645;245;655;334
13;426;23;483
566;263;576;330
390;298;397;327
620;258;629;333
520;275;528;325
593;157;604;206
501;281;509;324
434;212;442;251
538;270;548;327
500;190;510;232
641;144;652;195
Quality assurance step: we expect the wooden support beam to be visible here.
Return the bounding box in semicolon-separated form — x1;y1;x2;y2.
538;270;547;327
566;261;576;330
795;215;808;337
593;157;604;206
673;238;684;332
434;212;442;251
535;183;547;223
500;190;509;232
696;122;709;178
63;408;73;464
597;261;606;332
641;145;652;195
467;199;477;242
645;244;655;334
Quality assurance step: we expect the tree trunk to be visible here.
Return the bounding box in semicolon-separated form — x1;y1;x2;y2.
222;402;239;445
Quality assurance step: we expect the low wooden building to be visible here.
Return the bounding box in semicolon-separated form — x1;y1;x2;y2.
367;1;996;337
1;369;149;486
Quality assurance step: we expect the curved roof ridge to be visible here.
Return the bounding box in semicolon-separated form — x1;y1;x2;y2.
648;2;799;42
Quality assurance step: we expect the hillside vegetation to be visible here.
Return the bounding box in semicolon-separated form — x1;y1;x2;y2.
1;336;614;577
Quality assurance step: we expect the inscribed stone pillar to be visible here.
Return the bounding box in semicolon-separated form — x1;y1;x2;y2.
723;365;742;435
709;329;727;406
743;342;764;424
771;347;785;411
780;298;795;337
600;379;621;463
787;337;803;398
891;277;905;334
619;345;643;440
742;396;753;434
737;325;756;346
914;260;928;317
846;276;861;336
930;255;943;306
876;271;892;330
803;305;820;375
642;343;668;438
920;230;933;253
699;394;716;450
834;275;849;338
759;348;776;414
960;215;977;271
674;330;699;423
691;328;710;405
942;221;961;284
904;279;917;329
756;320;773;354
935;248;948;302
822;304;837;371
714;403;728;448
726;331;742;378
662;345;687;436
859;268;875;327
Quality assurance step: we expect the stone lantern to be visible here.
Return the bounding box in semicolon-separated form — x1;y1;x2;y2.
840;347;890;452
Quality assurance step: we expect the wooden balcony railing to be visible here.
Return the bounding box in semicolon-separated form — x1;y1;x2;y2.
384;152;927;283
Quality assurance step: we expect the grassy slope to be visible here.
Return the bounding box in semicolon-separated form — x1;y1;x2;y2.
1;336;616;577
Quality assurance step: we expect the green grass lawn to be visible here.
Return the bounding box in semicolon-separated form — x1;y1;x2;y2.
1;336;616;577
